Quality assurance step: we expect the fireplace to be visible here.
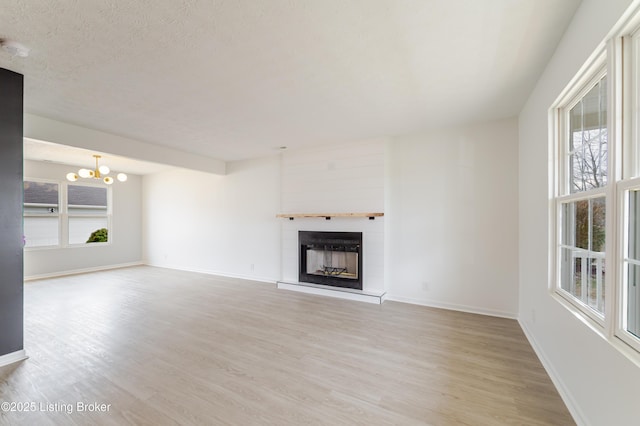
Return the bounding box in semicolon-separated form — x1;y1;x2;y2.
299;231;363;290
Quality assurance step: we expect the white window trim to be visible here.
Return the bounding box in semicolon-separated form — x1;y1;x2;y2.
24;178;113;250
550;50;611;327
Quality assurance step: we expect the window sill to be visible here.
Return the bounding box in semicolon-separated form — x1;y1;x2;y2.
25;242;111;251
551;291;640;368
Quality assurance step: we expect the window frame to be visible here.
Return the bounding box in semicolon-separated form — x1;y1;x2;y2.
552;54;611;327
613;28;640;353
617;178;640;353
23;178;62;249
66;181;112;247
23;178;113;250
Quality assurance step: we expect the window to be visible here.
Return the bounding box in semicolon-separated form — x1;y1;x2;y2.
551;9;640;356
555;70;609;321
67;184;109;244
23;180;111;249
23;180;60;248
618;29;640;352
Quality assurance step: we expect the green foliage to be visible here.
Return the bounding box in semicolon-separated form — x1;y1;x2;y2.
575;199;606;252
86;228;108;243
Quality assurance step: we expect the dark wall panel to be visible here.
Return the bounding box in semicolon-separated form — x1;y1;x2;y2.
0;68;24;356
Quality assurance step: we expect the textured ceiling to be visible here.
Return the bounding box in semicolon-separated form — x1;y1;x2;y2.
1;0;581;162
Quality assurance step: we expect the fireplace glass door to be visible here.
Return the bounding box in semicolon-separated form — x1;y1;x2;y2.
305;244;359;280
299;231;363;290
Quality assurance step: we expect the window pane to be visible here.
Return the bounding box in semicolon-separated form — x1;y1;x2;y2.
569;76;608;193
24;181;59;213
67;185;107;211
24;217;59;247
629;190;640;262
575;200;589;250
627;191;640;337
561;203;575;246
561;249;605;314
561;198;606;251
588;255;606;314
69;217;109;244
627;264;640;338
560;247;576;294
560;197;606;315
592;197;606;252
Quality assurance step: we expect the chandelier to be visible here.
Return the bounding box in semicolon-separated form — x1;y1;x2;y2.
66;155;127;185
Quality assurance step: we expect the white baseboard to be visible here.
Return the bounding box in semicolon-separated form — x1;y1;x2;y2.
518;319;586;426
385;294;518;319
24;261;144;281
0;350;28;368
277;281;386;304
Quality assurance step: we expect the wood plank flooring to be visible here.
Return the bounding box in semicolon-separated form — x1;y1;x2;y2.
0;266;574;425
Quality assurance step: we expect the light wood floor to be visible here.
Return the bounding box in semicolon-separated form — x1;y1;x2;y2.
0;266;574;425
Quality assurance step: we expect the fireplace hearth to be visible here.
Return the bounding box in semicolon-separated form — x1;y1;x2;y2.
299;231;363;290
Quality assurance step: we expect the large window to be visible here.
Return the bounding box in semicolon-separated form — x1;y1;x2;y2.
23;180;111;249
552;14;640;355
556;71;609;321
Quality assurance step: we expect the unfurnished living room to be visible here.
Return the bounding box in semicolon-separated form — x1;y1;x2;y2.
2;1;640;425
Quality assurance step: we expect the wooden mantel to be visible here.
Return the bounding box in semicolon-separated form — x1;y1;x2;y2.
276;212;384;220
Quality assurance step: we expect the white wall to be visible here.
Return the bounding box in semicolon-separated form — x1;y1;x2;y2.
281;139;385;213
280;139;386;292
143;156;281;282
385;118;519;318
24;160;143;278
142;127;519;316
518;0;640;425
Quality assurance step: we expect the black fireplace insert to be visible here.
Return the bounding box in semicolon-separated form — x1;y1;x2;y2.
299;231;363;290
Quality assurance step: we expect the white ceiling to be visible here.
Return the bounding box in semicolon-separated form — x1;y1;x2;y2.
24;138;174;175
2;0;581;162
